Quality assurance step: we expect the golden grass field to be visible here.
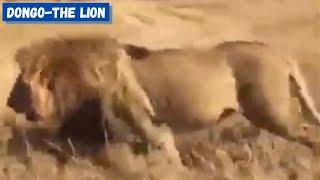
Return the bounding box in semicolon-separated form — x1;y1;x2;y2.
1;0;320;179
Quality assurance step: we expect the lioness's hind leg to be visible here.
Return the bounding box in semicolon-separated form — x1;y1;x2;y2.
233;63;301;141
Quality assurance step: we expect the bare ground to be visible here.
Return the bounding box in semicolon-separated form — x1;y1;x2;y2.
1;0;320;179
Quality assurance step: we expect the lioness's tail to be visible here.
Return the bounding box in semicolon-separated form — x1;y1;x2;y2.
288;57;320;124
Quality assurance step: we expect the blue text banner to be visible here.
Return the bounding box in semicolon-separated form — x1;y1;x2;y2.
2;2;112;24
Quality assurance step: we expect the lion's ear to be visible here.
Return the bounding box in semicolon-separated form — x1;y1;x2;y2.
89;49;127;84
88;60;112;86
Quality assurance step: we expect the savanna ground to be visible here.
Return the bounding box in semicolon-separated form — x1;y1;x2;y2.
1;0;320;179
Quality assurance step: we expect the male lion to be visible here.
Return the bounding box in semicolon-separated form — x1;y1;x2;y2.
10;35;320;166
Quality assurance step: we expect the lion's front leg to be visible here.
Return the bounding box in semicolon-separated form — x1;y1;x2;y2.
129;104;182;165
109;90;183;167
101;94;134;143
100;48;183;167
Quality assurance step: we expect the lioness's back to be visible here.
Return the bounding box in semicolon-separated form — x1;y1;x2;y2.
132;47;239;132
131;41;296;134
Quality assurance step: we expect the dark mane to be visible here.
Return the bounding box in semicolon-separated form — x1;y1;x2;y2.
7;73;109;154
10;36;122;154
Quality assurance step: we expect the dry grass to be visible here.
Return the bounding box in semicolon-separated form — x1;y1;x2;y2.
0;113;317;180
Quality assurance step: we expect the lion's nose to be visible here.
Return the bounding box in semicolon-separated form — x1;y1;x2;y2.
7;73;32;114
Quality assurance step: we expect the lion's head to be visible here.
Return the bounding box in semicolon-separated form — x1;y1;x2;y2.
13;36;123;126
9;35;157;148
